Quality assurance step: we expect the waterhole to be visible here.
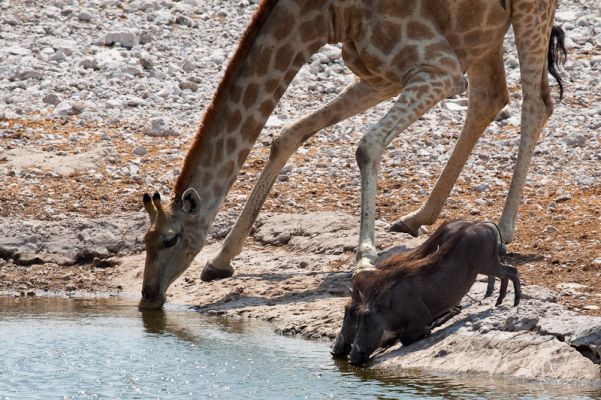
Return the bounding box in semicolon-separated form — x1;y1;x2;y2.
1;296;598;399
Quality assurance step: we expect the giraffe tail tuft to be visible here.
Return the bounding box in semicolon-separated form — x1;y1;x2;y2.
548;25;568;100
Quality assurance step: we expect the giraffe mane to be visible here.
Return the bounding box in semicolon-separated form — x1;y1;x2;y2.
174;0;279;197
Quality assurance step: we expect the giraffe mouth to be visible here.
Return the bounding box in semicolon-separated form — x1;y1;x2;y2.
138;285;166;309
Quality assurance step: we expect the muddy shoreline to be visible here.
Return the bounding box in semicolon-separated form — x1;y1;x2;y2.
2;211;600;386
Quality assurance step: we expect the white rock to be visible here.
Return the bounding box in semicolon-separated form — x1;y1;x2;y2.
102;31;139;49
94;49;125;70
7;46;31;56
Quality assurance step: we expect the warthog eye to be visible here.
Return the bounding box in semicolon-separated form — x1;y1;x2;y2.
163;235;179;248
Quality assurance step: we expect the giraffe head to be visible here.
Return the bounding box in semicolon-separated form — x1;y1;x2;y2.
138;189;204;309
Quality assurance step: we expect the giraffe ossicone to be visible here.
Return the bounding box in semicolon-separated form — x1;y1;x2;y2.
139;0;566;309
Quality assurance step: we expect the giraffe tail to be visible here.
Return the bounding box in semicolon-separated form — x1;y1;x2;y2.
548;25;568;100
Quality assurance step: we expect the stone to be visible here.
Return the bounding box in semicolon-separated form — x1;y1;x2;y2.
125;96;146;107
139;56;154;69
145;117;177;137
139;31;154;45
0;213;147;266
179;81;198;92
42;93;60;105
175;15;192;26
53;102;75;116
555;193;572;202
561;134;585;147
102;31;139;49
133;146;147;156
78;11;93;22
80;59;99;70
473;183;489;192
94;49;125;70
16;69;43;81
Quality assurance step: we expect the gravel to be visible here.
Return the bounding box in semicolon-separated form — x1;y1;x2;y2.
0;0;598;218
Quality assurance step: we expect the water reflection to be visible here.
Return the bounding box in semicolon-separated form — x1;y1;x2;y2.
140;307;249;343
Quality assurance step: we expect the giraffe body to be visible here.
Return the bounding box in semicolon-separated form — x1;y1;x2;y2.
139;0;563;308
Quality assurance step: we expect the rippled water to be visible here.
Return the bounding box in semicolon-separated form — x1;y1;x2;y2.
0;296;599;399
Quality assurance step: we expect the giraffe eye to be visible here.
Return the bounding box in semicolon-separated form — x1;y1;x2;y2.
163;235;179;248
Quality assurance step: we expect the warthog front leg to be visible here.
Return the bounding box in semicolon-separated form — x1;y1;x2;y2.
400;322;432;346
430;305;462;329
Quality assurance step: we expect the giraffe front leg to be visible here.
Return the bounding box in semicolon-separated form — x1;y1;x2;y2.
390;49;509;237
202;80;399;282
354;69;460;277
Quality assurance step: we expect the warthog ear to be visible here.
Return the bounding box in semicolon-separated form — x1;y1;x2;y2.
182;188;201;215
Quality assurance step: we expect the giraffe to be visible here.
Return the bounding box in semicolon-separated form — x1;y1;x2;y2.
139;0;566;309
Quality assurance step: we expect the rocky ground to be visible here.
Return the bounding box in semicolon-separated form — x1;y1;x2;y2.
0;0;600;385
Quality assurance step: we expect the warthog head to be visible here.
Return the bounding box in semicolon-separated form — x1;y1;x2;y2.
349;303;386;365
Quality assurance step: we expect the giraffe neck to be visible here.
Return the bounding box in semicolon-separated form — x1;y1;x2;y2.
174;1;330;230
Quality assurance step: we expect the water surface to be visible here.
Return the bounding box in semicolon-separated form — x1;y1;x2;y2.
0;296;599;399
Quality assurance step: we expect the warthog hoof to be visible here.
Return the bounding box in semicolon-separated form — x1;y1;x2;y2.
388;220;420;237
201;262;234;282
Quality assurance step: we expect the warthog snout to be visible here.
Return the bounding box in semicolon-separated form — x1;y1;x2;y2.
331;334;352;358
349;346;370;366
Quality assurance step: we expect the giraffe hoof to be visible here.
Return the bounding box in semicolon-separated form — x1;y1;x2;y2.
200;263;234;282
388;220;420;237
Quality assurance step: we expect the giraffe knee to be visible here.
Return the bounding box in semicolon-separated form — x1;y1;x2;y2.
355;139;383;170
269;128;298;161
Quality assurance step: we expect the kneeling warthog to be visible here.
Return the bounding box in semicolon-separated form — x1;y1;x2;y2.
332;221;520;365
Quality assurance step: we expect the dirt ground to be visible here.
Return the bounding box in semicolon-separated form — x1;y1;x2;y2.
0;116;599;316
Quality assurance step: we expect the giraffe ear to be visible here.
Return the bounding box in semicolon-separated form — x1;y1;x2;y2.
181;188;201;215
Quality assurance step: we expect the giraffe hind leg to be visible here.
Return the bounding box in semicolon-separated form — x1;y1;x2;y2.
389;48;508;237
498;1;558;243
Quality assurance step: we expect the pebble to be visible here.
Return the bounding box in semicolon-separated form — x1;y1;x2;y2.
43;93;60;105
133;146;148;156
78;11;93;22
473;183;489;193
145;117;177;137
0;0;597;216
102;31;139;49
555;193;572;202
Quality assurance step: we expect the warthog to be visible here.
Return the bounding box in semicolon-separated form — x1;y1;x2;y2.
332;221;520;365
333;220;479;358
